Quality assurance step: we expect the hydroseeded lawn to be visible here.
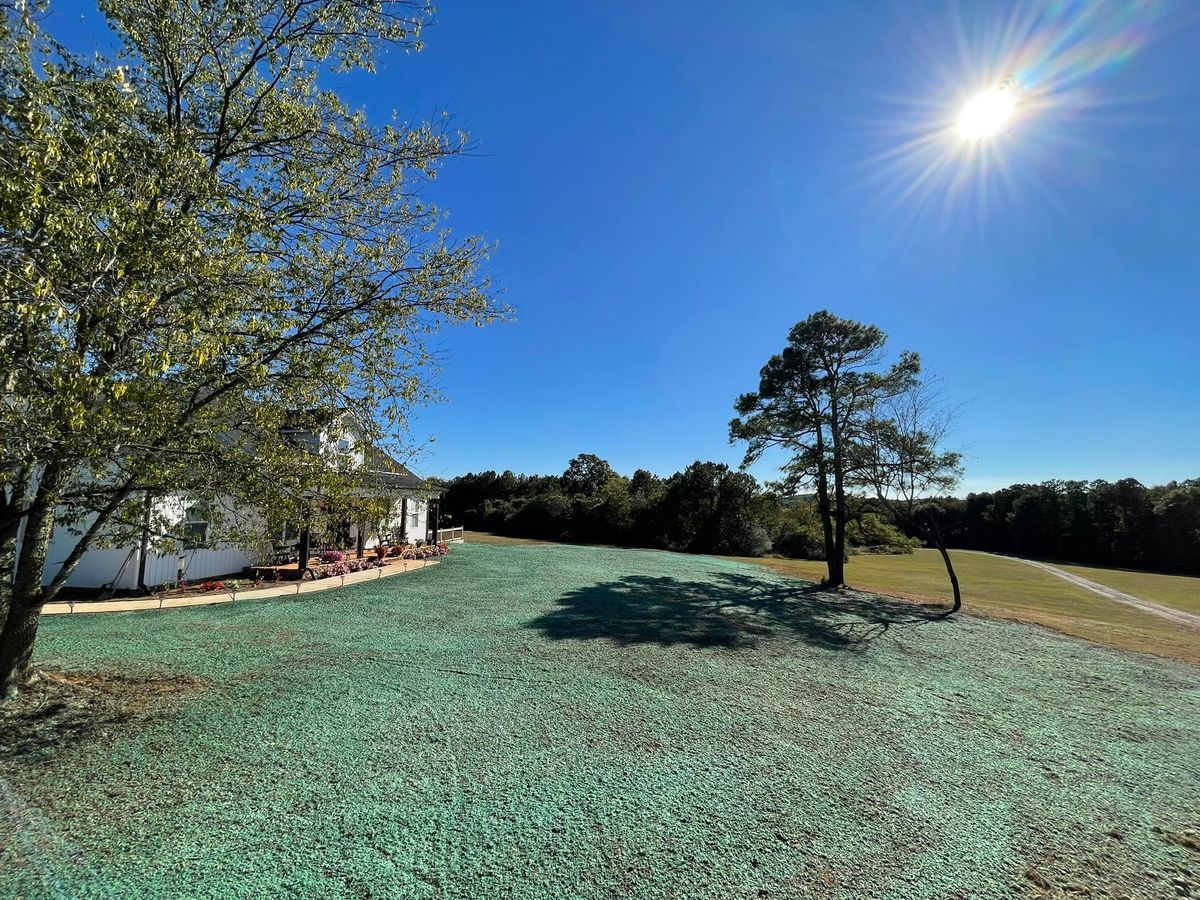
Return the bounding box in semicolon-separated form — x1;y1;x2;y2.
3;543;1198;900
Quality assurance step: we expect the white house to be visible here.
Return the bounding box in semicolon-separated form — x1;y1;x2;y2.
38;415;444;593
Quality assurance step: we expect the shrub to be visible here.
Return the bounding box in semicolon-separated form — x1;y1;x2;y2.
850;514;920;554
775;530;825;560
319;550;346;564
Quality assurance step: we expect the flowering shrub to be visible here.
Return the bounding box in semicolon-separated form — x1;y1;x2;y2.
399;542;451;560
198;580;225;591
308;555;392;579
319;550;346;564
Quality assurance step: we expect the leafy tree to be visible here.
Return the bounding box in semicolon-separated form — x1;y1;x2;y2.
573;475;633;544
627;469;666;546
771;500;826;559
0;1;497;695
654;462;766;556
731;311;919;586
561;454;617;497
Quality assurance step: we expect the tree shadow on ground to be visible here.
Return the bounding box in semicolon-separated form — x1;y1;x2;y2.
526;572;945;651
0;671;202;762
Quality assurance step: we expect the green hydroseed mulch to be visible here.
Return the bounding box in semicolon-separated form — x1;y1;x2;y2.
2;543;1198;899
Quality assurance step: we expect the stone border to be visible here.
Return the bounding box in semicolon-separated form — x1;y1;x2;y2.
42;558;440;615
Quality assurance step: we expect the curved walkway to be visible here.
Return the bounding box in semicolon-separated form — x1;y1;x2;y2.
42;558;440;615
977;552;1200;628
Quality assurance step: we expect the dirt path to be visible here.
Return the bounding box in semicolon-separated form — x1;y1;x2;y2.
980;552;1200;628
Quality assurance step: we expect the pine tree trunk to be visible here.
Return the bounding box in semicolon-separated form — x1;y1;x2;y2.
813;432;838;584
829;495;847;588
828;393;848;589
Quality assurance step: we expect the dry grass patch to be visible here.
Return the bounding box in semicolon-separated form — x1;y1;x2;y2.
733;549;1200;665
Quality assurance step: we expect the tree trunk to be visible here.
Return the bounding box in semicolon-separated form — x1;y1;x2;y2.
0;466;32;643
926;510;961;614
813;435;838;584
0;600;45;699
829;496;847;588
0;521;16;648
828;391;848;588
137;492;153;593
1;466;61;696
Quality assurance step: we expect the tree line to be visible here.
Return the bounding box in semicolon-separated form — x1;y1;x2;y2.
928;479;1200;576
446;465;1200;576
443;455;920;559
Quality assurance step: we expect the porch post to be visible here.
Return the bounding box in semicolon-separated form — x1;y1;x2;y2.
298;524;310;573
430;496;440;544
136;491;153;594
399;497;408;545
356;522;365;560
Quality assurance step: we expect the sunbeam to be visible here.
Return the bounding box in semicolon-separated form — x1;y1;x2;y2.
860;0;1183;229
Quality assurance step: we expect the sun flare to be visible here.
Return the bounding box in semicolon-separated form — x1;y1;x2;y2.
955;87;1017;140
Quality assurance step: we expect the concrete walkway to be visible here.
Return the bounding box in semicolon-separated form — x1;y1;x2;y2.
43;558;440;615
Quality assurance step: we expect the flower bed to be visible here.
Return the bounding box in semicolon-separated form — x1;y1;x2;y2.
154;578;245;599
371;541;452;561
300;543;450;580
304;556;388;580
399;541;451;560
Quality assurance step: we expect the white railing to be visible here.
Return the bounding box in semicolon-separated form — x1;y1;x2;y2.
433;525;465;543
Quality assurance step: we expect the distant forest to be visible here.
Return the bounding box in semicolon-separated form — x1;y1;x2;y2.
926;478;1200;575
443;456;1200;576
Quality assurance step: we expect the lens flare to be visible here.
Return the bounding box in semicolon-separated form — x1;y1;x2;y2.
849;0;1181;232
955;87;1017;139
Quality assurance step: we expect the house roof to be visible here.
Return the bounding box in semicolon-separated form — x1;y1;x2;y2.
363;447;443;495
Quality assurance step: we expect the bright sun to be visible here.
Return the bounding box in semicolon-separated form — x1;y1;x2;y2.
955;87;1017;140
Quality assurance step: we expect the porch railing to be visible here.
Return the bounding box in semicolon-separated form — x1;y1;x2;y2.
431;525;465;543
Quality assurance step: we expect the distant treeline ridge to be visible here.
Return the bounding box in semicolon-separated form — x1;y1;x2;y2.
925;478;1200;575
443;456;1200;575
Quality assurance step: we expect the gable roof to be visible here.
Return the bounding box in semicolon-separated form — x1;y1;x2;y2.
364;447;443;494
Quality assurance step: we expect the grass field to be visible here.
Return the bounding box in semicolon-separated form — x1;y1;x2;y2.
738;550;1200;665
1053;562;1200;616
470;535;1200;664
3;543;1198;899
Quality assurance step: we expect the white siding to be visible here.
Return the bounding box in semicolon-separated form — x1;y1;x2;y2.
40;495;260;590
139;548;256;588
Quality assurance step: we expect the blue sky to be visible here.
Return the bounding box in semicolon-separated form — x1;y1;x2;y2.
54;1;1200;492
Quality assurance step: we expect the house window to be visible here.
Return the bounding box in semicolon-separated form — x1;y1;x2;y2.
409;500;422;529
182;503;210;549
337;439;352;452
